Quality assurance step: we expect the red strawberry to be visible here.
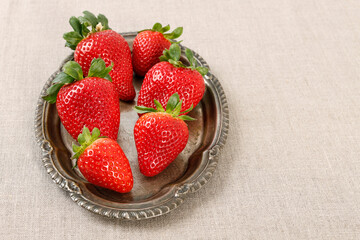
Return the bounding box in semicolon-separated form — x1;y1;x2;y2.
72;127;133;193
134;93;195;177
43;58;120;140
137;43;208;114
132;23;183;76
63;11;135;101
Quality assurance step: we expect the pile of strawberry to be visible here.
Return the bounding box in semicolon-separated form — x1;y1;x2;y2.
43;11;208;193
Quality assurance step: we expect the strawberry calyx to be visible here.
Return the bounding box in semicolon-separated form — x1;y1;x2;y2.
64;11;111;50
134;93;195;121
71;126;104;165
42;57;113;104
139;23;183;41
159;43;209;76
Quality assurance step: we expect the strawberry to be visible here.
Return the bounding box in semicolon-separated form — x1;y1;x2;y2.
72;127;133;193
132;23;183;76
137;43;208;115
43;58;120;141
134;93;195;177
63;11;135;101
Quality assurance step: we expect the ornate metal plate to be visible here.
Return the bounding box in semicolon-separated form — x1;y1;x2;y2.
34;32;229;220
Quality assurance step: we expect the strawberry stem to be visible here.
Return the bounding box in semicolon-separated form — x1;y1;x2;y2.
159;43;209;76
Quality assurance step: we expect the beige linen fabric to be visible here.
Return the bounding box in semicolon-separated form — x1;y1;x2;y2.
1;0;360;239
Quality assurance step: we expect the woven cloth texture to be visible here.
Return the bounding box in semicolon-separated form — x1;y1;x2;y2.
1;0;360;239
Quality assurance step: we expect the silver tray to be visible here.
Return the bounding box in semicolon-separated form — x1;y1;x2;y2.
34;32;229;220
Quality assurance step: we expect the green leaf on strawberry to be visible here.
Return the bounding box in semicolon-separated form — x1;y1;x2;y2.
64;11;111;50
154;99;165;112
169;44;181;61
72;126;102;161
139;22;183;40
63;32;83;49
42;57;113;104
161;24;170;33
166;92;180;112
134;93;195;120
97;14;109;29
163;27;183;40
63;61;83;80
196;67;209;76
159;43;209;76
52;72;73;84
69;17;82;34
133;106;158;114
152;23;162;32
82;11;98;28
88;58;114;80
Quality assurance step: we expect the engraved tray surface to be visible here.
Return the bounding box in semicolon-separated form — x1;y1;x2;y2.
34;32;229;220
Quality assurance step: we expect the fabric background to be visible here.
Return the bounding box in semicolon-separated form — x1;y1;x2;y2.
1;0;360;239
